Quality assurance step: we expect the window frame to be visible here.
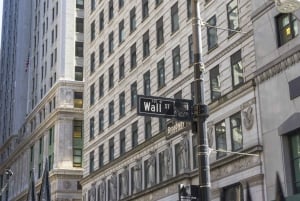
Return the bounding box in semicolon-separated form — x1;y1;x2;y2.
171;2;179;33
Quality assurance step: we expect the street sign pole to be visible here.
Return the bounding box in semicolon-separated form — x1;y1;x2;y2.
191;1;211;201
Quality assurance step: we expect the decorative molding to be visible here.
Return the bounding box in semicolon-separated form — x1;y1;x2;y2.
255;46;300;84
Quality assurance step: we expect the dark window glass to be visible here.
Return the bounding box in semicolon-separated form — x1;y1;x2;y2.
143;30;150;58
223;183;243;201
99;109;104;133
76;18;84;33
227;0;239;36
215;120;226;159
119;54;125;80
76;0;84;9
91;0;95;11
91;21;95;41
276;13;298;46
159;118;166;132
188;34;194;65
90;83;95;105
207;15;218;50
89;151;94;173
89;117;95;140
172;46;181;78
171;2;179;33
130;43;137;69
109;31;114;54
157;59;165;89
99;75;104;98
99;144;104;167
99;42;104;64
156;17;164;47
119;91;125;117
109;0;114;20
130;7;136;32
145;117;152;139
109;138;114;161
289;131;300;193
187;0;192;19
119;20;125;43
230;112;243;151
142;0;149;19
75;42;84;57
74;92;83;108
120;130;126;155
132;121;138;148
231;50;243;87
99;10;104;32
90;52;95;74
109;66;114;89
143;71;151;96
131;81;137;108
75;66;83;81
109;101;114;125
210;65;221;100
119;0;124;9
156;0;163;6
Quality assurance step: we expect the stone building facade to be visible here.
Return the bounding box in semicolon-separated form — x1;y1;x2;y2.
0;0;84;200
82;0;265;201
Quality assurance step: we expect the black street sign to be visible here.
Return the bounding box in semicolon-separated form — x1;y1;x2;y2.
137;95;193;121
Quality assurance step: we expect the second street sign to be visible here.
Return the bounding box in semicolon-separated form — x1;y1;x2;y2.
137;95;193;121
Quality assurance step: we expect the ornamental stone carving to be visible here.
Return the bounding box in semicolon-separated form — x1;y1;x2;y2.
242;106;254;130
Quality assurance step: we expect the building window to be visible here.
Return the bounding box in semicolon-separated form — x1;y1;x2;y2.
145;117;152;139
159;118;166;132
289;131;300;193
131;81;137;108
90;21;95;41
172;45;181;78
99;109;104;133
109;138;114;161
90;83;95;106
109;101;114;125
143;30;150;58
143;71;151;96
187;0;192;19
171;2;179;33
90;52;95;74
119;91;125;117
230;112;243;151
276;13;298;46
174;143;181;175
99;144;104;168
215;120;226;159
108;31;114;54
192;135;198;169
188;34;194;65
231;50;243;87
157;59;165;89
75;42;83;57
158;151;165;182
174;90;182;99
109;0;114;21
76;18;84;33
130;43;137;69
73;120;83;167
89;151;94;173
142;0;149;20
109;66;114;89
119;0;124;9
99;42;104;65
227;0;239;36
144;157;156;188
119;54;125;80
74;92;83;108
99;10;104;32
130;7;136;32
210;65;221;101
119;20;125;44
132;121;138;148
76;0;84;9
89;117;95;140
156;17;164;47
222;183;243;201
75;66;83;81
91;0;95;11
99;75;104;98
120;130;126;155
207;15;218;50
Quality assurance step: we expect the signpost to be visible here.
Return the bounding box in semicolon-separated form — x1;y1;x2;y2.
137;95;193;121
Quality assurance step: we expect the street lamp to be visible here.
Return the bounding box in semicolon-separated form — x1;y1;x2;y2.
191;1;210;201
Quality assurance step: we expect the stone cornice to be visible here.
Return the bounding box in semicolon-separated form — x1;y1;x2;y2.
255;44;300;84
251;1;274;22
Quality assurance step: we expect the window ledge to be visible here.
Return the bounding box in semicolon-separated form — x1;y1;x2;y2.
207;44;219;54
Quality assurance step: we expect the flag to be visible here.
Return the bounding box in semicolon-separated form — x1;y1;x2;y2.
275;172;285;201
38;159;51;201
246;182;253;201
26;170;36;201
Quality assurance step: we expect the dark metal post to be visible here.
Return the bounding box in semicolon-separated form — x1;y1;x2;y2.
191;1;211;201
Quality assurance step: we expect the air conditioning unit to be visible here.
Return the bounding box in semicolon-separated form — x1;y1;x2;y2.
275;0;300;13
